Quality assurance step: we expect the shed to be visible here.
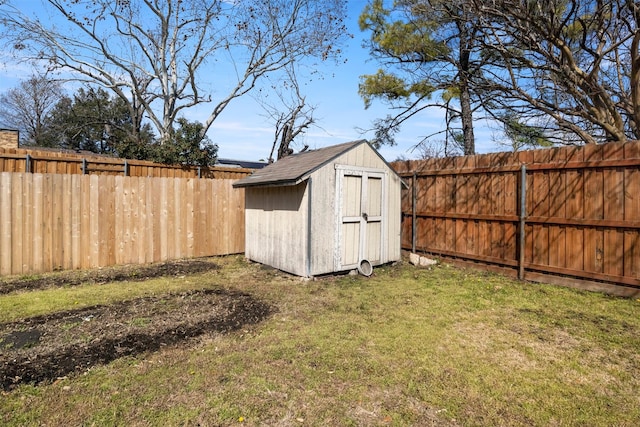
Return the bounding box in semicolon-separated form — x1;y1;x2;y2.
233;140;404;277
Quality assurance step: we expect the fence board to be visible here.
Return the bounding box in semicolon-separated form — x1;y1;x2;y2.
32;175;45;272
60;175;72;271
11;174;23;275
23;174;34;274
0;174;12;275
80;175;91;269
624;231;640;278
605;230;624;277
115;177;125;264
185;178;195;257
42;175;54;272
133;178;144;264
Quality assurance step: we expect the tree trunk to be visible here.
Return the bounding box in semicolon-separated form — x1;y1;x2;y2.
458;11;475;156
459;78;475;155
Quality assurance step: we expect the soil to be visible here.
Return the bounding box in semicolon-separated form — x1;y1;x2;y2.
0;259;221;295
0;260;273;391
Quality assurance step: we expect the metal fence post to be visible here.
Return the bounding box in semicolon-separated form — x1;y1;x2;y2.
412;172;417;253
518;164;527;280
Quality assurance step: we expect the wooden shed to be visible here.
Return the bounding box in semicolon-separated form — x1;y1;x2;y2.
233;140;404;277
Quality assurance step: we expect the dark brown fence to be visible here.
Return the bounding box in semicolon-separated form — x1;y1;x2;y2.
0;147;253;179
392;141;640;297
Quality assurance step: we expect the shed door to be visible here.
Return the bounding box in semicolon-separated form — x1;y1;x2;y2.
335;166;386;271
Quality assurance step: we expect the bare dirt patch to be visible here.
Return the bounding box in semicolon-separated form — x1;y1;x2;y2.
0;260;273;391
0;258;220;295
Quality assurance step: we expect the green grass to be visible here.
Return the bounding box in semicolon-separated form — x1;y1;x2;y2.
1;256;640;426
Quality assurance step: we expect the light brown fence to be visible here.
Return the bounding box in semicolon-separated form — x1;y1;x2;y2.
0;147;253;179
392;141;640;297
0;172;245;276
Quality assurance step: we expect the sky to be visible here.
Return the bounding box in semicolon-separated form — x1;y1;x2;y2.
0;0;501;163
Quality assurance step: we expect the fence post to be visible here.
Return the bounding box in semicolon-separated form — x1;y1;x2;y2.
412;172;417;253
124;160;129;177
82;158;88;174
25;154;32;173
518;164;527;280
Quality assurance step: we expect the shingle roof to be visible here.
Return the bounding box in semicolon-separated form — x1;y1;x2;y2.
232;140;367;188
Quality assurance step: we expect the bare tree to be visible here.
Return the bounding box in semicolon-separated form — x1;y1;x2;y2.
262;67;314;162
0;74;63;146
474;0;640;144
0;0;347;145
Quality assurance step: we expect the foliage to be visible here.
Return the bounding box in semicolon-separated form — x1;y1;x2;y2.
359;70;417;108
150;118;218;167
474;0;640;144
0;74;63;146
359;0;640;152
48;87;154;156
0;74;217;165
359;0;487;155
499;113;554;152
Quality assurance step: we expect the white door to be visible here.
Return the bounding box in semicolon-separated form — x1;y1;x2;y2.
335;166;386;271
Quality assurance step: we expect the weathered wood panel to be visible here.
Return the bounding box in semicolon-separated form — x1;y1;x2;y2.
244;184;308;277
0;173;245;277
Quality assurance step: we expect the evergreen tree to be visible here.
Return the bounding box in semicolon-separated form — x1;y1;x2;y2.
359;0;487;155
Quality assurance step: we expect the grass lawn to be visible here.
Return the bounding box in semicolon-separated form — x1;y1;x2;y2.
1;255;639;426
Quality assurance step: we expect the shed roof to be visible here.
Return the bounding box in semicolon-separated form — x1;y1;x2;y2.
233;140;378;188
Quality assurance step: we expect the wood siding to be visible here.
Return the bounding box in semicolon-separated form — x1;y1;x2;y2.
392;141;640;297
244;184;309;276
0;173;244;277
308;161;338;276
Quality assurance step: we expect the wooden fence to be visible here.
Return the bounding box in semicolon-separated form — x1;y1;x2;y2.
0;172;245;276
0;147;253;179
391;141;640;297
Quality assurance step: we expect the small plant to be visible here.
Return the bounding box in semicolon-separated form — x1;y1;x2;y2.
128;317;151;328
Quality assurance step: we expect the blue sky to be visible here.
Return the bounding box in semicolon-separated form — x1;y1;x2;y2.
0;0;500;162
206;0;499;162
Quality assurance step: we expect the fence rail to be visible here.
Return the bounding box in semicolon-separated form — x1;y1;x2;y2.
391;141;640;297
0;147;253;179
0;172;245;277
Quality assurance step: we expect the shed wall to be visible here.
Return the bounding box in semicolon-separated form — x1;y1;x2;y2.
308;164;337;275
244;183;308;276
386;172;402;262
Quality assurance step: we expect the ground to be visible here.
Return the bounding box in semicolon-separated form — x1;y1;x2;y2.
0;259;272;391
